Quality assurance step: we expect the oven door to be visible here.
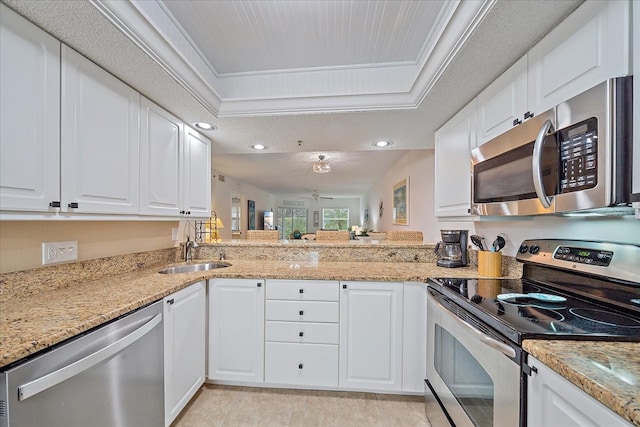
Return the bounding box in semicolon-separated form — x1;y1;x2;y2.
426;288;521;427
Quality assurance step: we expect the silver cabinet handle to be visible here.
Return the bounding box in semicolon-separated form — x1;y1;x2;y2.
532;118;554;208
429;293;516;359
18;313;162;401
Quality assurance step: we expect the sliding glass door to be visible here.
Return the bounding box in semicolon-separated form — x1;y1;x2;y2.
277;208;307;239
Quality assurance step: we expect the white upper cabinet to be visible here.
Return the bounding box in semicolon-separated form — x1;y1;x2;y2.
435;99;477;217
140;97;182;216
527;0;630;115
339;281;403;391
476;56;528;146
61;46;140;214
0;5;60;213
182;126;211;218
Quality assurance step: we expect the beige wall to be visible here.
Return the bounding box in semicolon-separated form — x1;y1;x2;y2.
0;221;179;273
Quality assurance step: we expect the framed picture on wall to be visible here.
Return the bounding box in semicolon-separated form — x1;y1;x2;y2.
392;177;409;225
248;200;256;230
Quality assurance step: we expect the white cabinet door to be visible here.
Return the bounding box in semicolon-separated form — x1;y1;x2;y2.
0;5;60;213
140;97;182;216
208;279;265;383
61;45;140;214
528;0;630;115
164;281;206;427
527;356;633;427
402;282;427;393
182;126;211;218
434;99;477;217
339;281;403;391
476;55;528;146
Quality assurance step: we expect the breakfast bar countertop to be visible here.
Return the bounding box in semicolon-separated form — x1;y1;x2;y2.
0;259;480;369
523;339;640;426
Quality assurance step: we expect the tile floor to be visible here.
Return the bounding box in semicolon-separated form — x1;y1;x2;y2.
172;384;433;427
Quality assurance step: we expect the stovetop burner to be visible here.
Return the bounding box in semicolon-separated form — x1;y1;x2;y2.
569;308;640;328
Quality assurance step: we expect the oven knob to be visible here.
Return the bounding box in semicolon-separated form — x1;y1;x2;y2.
529;245;540;254
519;245;529;254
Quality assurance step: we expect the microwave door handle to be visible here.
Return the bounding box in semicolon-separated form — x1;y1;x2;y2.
532;119;554;208
430;294;516;359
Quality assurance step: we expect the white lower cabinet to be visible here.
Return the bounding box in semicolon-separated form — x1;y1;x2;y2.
265;342;338;387
265;280;339;388
402;282;427;393
339;281;403;391
527;355;633;427
208;279;265;383
164;281;206;427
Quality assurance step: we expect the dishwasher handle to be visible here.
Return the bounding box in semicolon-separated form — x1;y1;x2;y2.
18;312;163;401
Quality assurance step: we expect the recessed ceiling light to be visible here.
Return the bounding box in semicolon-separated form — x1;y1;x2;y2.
373;140;392;147
194;122;216;131
251;144;268;150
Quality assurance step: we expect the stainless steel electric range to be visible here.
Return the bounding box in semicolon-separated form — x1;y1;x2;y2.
425;239;640;427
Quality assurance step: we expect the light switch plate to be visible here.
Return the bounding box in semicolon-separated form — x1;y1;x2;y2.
172;228;179;241
42;241;78;265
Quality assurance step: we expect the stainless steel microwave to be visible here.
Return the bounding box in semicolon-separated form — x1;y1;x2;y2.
471;77;633;216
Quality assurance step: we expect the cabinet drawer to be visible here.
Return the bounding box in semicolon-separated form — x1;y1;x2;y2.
265;342;338;387
266;301;339;322
266;280;339;301
266;321;339;344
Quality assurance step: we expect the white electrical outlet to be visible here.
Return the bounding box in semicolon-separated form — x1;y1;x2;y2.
171;228;179;241
42;241;78;265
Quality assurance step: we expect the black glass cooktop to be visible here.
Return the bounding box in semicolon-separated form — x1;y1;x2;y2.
427;277;640;345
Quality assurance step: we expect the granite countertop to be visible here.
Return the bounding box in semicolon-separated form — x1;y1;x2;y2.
0;259;479;369
524;340;640;426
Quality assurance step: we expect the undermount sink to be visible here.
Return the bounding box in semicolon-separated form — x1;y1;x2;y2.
159;262;230;274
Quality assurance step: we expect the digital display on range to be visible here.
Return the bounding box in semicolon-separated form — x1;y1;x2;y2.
554;246;613;266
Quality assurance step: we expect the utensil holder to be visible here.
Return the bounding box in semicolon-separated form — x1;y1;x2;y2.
478;251;502;277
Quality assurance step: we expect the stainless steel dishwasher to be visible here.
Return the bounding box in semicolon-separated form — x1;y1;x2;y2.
0;301;164;427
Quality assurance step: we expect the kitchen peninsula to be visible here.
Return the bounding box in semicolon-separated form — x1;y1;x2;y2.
1;241;638;426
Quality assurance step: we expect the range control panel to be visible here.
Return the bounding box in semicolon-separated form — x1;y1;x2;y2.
516;239;640;284
553;246;613;266
558;117;598;193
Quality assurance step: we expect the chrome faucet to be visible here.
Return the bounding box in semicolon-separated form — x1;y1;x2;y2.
185;236;198;262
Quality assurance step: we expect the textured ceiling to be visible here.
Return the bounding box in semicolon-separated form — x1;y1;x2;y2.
2;0;582;198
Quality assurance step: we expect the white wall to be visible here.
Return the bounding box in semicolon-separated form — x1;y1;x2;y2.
364;149;475;244
211;171;276;240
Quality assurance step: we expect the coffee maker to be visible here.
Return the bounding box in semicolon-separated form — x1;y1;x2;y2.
434;230;469;268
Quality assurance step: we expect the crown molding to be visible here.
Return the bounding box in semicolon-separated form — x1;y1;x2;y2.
91;0;493;117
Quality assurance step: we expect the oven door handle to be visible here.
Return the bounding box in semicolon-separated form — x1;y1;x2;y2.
532;118;554;208
431;295;516;359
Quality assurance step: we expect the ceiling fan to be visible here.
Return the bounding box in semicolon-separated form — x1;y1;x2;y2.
311;190;333;202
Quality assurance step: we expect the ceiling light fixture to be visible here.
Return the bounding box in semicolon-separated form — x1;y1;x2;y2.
373;140;392;147
194;122;216;131
251;144;268;150
312;155;331;174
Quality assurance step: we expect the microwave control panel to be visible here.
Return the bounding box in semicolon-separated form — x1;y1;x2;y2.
558;117;598;193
